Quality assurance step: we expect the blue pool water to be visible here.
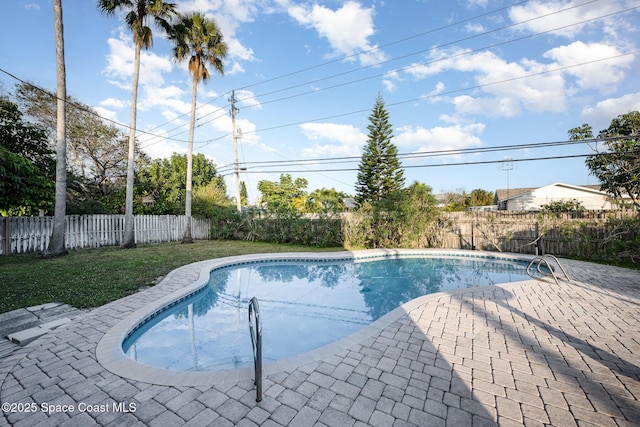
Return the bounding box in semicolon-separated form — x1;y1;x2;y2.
123;255;534;372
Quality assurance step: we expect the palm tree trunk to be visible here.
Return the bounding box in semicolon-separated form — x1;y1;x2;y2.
182;74;197;244
44;0;68;258
121;43;141;249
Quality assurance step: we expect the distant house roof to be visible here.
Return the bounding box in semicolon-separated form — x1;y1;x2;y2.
494;183;605;202
494;187;537;202
342;198;357;210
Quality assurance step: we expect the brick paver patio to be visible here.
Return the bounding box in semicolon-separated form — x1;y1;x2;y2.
1;253;639;426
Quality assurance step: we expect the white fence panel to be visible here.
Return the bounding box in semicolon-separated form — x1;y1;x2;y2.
0;215;210;255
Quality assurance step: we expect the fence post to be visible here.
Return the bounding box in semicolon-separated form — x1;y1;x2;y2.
3;217;9;256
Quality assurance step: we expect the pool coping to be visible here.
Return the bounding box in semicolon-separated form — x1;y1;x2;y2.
96;248;539;387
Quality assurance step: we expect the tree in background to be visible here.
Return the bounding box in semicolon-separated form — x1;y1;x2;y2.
240;181;248;206
0;100;54;215
16;83;124;182
345;181;440;249
15;83;135;213
306;188;347;213
257;174;308;211
441;189;467;212
192;181;230;217
45;0;68;257
136;152;224;215
98;0;178;248
355;95;404;205
570;111;640;210
466;189;494;207
169;11;227;243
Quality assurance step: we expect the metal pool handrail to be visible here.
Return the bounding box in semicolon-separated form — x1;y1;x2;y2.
526;254;573;285
248;297;262;402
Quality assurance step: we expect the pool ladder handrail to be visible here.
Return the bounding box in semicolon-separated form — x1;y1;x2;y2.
248;297;262;402
526;254;573;285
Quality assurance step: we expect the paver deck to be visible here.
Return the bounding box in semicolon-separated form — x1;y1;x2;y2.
1;253;639;426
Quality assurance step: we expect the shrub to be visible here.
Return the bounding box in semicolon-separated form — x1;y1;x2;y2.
210;206;342;247
541;199;585;217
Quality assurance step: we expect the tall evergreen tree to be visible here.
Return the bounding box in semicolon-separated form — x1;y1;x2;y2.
355;95;404;205
240;181;248;206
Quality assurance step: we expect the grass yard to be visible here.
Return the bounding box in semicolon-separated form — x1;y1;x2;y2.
0;240;344;314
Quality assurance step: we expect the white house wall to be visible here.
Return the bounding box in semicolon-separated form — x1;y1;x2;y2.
506;185;612;210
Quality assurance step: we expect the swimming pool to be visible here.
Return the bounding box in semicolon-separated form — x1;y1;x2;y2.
121;252;537;373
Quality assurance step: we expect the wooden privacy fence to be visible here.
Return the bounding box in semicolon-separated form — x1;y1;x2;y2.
0;215;211;255
440;211;636;256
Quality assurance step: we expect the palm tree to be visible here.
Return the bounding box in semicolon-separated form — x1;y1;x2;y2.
44;0;68;258
168;12;227;243
98;0;177;248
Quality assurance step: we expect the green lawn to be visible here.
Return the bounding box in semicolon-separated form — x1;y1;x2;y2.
0;240;344;314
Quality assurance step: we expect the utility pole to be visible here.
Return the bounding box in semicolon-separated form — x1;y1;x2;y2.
501;158;513;210
230;90;242;212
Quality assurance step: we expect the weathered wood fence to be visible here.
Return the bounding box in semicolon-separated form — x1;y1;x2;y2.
440;211;637;257
0;215;211;255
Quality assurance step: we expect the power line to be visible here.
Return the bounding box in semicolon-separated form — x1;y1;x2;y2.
238;0;534;92
2;1;636;157
221;153;597;176
236;49;638;137
216;137;600;172
236;0;603;106
0;67;224;145
0;1;533;143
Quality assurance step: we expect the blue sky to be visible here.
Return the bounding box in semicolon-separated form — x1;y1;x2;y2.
1;0;639;204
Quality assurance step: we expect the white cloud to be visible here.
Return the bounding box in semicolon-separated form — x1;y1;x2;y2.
465;22;484;33
581;92;640;130
143;138;187;159
226;61;246;75
544;41;634;90
139;85;186;111
382;70;400;92
24;3;40;11
92;107;120;123
100;98;126;109
235;89;262;110
421;81;446;103
508;0;628;39
288;1;387;66
395;123;485;153
406;48;567;116
103;31;173;89
177;0;258;64
453;95;521;117
466;0;489;7
299;122;366;157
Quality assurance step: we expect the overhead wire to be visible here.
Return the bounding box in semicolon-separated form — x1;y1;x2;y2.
192;2;637;137
0;67;225;145
219;154;601;176
236;0;602;105
133;0;544;143
2;0;625;145
237;0;534;91
1;0;636;180
234;49;639;137
215;138;602;172
2;1;533;145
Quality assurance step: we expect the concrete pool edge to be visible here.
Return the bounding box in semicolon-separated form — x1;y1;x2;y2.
96;249;539;387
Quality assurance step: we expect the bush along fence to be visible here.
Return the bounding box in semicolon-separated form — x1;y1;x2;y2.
0;215;211;255
440;211;639;262
210;208;639;263
3;210;638;263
